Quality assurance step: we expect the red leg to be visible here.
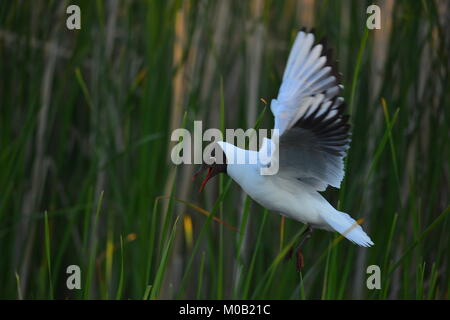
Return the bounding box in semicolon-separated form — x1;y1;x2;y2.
294;225;313;271
296;248;305;271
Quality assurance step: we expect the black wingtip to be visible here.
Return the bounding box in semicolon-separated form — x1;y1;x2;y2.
297;27;344;87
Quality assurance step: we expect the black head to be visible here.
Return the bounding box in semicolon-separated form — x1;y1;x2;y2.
192;147;227;192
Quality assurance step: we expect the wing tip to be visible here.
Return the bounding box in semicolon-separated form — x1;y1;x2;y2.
297;27;343;84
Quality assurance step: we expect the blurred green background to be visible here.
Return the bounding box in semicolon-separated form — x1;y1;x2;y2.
0;0;449;299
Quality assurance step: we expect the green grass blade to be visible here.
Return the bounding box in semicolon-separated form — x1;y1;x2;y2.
150;216;180;299
115;235;124;300
44;211;53;299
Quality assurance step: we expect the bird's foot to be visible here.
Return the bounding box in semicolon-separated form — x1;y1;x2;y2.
283;241;307;270
293;225;313;271
296;248;305;271
284;247;294;262
283;225;313;269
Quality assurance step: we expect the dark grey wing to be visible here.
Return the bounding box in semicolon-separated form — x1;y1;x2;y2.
278;94;350;191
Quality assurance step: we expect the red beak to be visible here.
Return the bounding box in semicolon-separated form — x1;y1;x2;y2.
199;168;214;192
193;167;214;193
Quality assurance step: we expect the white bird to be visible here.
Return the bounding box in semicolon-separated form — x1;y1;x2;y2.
194;30;374;267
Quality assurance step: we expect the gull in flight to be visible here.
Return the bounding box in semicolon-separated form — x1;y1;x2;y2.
193;30;374;268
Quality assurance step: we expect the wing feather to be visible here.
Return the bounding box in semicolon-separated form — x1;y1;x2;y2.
265;30;350;190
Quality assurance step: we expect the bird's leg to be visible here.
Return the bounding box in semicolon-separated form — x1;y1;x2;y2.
284;225;313;264
284;246;294;262
294;225;313;271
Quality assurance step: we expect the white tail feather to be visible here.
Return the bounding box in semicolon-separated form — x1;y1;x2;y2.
321;210;374;247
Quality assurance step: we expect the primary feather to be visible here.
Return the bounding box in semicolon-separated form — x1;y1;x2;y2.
267;30;350;191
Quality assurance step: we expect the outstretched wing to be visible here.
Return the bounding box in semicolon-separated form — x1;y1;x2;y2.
266;30;350;191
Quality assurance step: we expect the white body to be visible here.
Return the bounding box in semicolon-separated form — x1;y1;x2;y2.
228;158;330;229
219;141;373;246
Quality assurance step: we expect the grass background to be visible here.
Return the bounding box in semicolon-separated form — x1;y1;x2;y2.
0;0;449;299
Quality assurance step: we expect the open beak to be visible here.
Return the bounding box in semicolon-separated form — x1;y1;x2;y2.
192;167;214;193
